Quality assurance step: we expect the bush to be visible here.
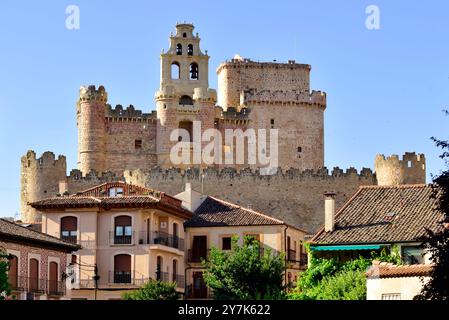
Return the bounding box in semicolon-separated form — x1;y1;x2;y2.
122;280;179;300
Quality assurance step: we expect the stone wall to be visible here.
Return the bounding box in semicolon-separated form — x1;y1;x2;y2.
374;152;426;186
216;58;311;110
124;167;377;233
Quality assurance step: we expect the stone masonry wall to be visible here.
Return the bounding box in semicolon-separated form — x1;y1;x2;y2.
124;167;377;233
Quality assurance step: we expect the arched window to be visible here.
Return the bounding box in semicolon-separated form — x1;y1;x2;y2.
178;121;193;142
156;256;163;280
172;259;178;282
114;254;131;283
114;215;132;244
189;63;198;80
179;95;194;106
187;44;193;56
176;43;182;55
8;255;18;290
48;261;59;295
61;216;77;243
171;62;180;79
182;32;187;38
29;258;39;293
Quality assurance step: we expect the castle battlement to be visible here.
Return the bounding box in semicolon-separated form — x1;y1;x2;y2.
375;152;426;186
78;85;108;103
124;165;375;184
21;150;66;168
243;89;326;107
216;57;311;74
106;104;155;119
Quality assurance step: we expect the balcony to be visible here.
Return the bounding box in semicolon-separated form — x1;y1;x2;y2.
109;231;134;245
138;231;184;251
108;271;185;289
187;249;209;263
156;272;185;289
288;249;296;262
61;235;78;244
9;276;65;296
109;270;146;286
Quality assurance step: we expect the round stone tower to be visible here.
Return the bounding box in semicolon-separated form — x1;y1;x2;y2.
77;85;108;175
20;150;67;223
375;152;426;186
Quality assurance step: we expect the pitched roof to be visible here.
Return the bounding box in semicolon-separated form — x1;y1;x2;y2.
0;218;80;251
29;182;192;220
366;261;433;279
185;196;287;228
312;184;443;245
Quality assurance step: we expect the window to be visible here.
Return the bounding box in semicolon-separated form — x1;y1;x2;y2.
29;258;39;293
183;32;187;38
190;63;198;80
382;293;401;300
114;254;131;283
176;43;182;55
156;256;163;280
179;95;194;105
109;187;124;197
187;44;193;56
173;223;179;249
270;119;274;129
114;216;132;244
178;121;193;142
407;160;412;168
8;255;18;290
190;236;207;262
61;216;77;243
48;262;59;295
297;147;302;153
135;139;142;150
171;62;180;79
402;246;424;264
172;259;178;282
222;237;232;250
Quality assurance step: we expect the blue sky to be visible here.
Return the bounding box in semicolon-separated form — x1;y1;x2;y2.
0;0;448;218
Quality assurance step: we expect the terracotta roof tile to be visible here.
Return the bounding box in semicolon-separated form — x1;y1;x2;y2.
366;261;433;278
0;218;80;251
312;184;443;244
185;196;285;227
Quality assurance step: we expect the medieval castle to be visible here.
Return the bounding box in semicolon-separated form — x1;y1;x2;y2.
20;23;426;232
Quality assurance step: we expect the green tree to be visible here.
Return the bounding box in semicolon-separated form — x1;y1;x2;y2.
202;235;285;300
122;279;179;300
0;250;11;300
415;120;449;300
288;247;400;300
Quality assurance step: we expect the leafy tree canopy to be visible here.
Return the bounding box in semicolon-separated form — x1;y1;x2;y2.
202;235;285;300
122;279;179;300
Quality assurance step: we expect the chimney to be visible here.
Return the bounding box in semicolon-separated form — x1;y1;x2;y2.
324;192;336;232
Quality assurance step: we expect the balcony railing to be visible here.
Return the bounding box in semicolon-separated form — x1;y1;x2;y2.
138;231;184;251
109;231;135;245
9;276;65;296
288;249;296;262
61;235;78;244
299;253;308;267
108;271;185;289
156;272;185;289
109;270;146;286
187;249;209;263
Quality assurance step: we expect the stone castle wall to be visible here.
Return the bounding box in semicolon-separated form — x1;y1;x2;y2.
124;167;377;233
375;152;426;186
216;58;311;110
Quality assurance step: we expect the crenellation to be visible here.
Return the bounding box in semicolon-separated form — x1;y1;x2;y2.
106;104;155;119
375;152;426;186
